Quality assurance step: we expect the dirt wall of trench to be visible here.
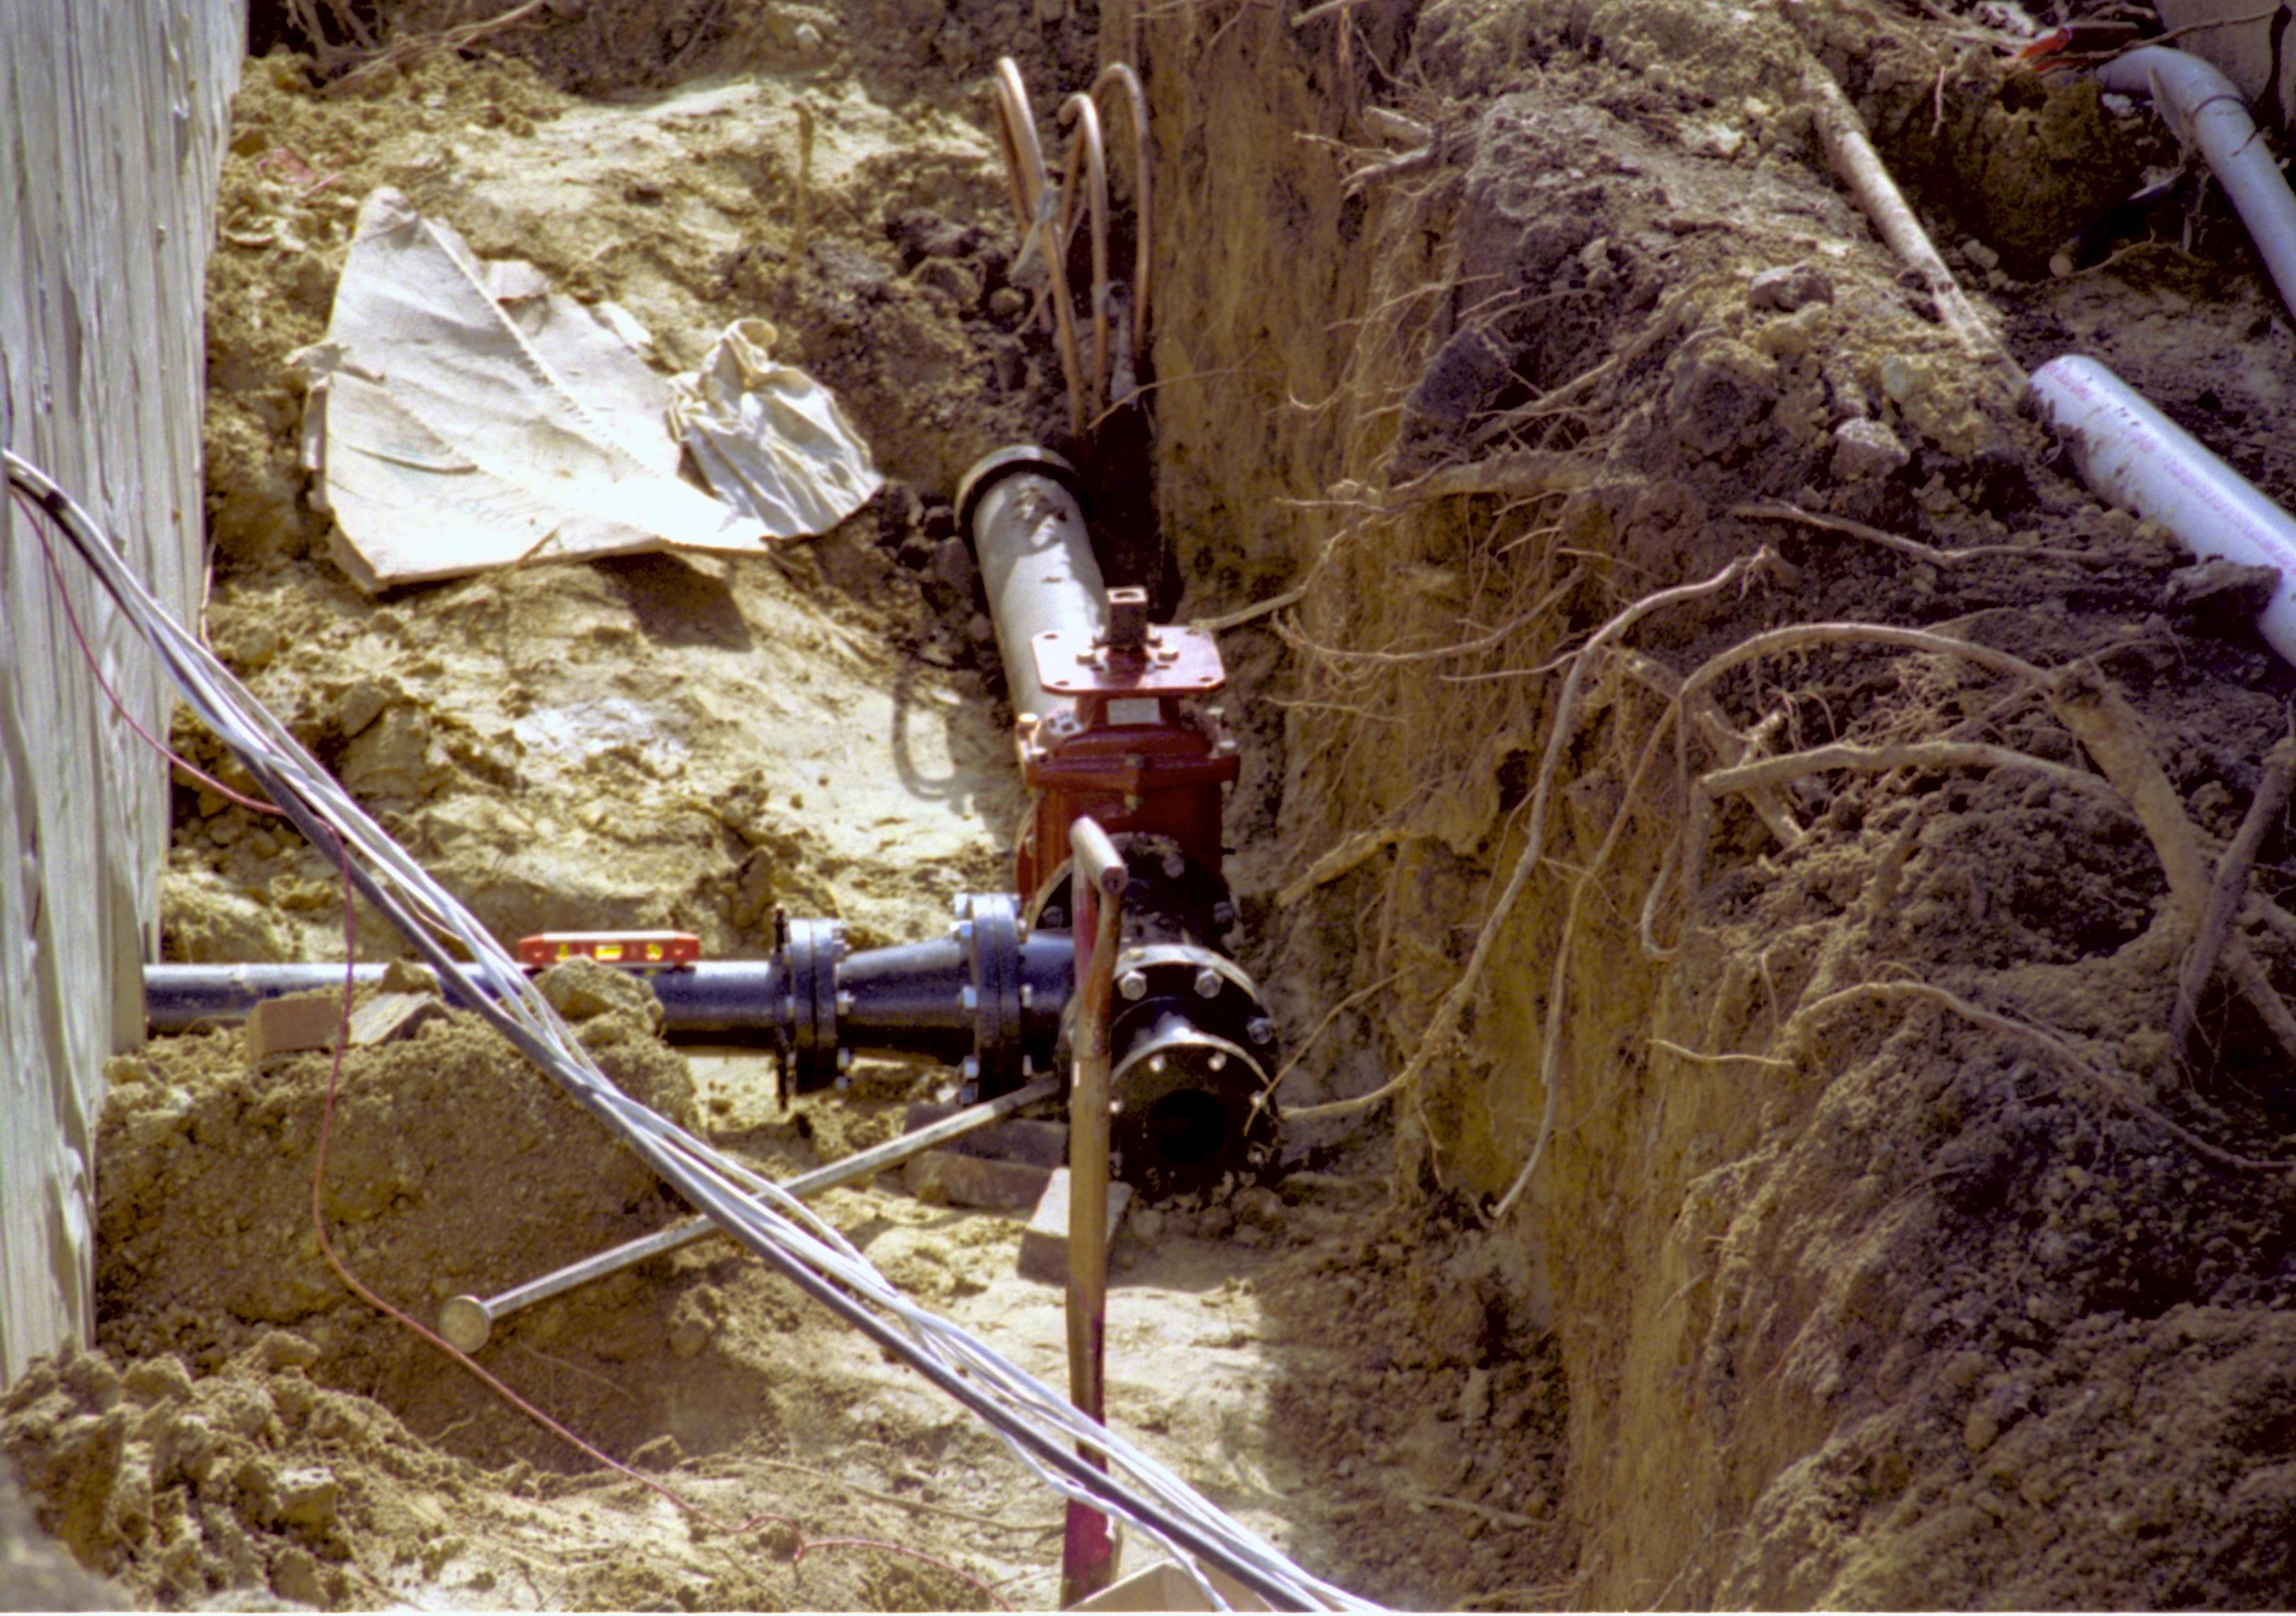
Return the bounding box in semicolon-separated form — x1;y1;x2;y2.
1131;0;2296;1604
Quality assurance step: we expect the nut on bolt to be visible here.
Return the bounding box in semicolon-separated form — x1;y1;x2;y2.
1247;1016;1275;1045
1193;967;1222;999
1118;969;1149;1001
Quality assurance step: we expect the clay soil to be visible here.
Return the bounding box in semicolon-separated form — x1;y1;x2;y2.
11;0;2296;1605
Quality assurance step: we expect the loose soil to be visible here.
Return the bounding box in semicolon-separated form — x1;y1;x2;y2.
10;0;2296;1605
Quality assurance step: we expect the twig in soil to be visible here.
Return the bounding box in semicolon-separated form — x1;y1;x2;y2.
1792;980;2296;1176
1290;549;1773;1124
1649;1038;1796;1070
794;103;816;261
1277;824;1405;904
1268;971;1404;1095
2246;892;2296;948
514;1342;633;1403
1730;500;2099;565
1689;692;1803;851
2172;717;2296;1051
1405;1485;1547;1529
2222;948;2296;1068
749;1458;1055;1534
334;0;552;86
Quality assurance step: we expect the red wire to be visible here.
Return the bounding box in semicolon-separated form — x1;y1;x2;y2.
13;488;281;819
16;491;1009;1610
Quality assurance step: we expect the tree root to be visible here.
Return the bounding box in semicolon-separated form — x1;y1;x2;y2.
1731;500;2100;566
1701;739;2115;809
1290;548;1774;1123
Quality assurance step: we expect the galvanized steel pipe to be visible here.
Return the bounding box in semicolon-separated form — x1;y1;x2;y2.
957;447;1106;726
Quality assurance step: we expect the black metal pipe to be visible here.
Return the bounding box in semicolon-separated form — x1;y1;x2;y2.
140;960;794;1036
143;937;1077;1055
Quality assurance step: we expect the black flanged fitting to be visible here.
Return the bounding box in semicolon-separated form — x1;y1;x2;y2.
780;916;846;1096
957;892;1027;1101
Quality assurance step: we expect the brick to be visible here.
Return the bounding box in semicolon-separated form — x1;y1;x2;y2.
347;991;447;1047
244;992;345;1065
902;1102;1068;1169
1017;1169;1132;1284
902;1148;1052;1211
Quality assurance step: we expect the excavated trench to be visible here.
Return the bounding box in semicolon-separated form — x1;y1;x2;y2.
11;0;2296;1607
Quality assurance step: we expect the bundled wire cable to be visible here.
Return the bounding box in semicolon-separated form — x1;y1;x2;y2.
6;448;1376;1614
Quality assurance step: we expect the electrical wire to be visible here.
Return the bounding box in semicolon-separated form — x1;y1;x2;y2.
5;449;1377;1614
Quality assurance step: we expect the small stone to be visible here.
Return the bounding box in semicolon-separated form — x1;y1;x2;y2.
378;959;439;995
1964;1407;2000;1454
1960;238;2000;271
271;1465;339;1527
913;255;983;311
1749;262;1833;313
259;1331;320;1372
1831;417;1910;481
334;680;388;740
988;287;1025;320
123;1358;193;1406
1232;1185;1285;1233
2162;556;2279;623
1460;1367;1492;1426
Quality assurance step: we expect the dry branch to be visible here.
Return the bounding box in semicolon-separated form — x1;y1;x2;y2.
2173;721;2296;1049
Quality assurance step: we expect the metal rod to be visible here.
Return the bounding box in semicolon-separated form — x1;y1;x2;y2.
436;1074;1061;1352
1061;816;1127;1606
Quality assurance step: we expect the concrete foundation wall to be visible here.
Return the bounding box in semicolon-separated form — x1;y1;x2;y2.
1;2;244;1386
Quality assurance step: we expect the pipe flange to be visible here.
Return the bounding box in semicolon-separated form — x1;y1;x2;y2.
782;918;845;1094
957;892;1027;1098
955;444;1086;544
1108;1018;1275;1196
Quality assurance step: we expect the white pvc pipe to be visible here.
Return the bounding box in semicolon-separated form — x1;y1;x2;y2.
2029;354;2296;663
2096;46;2296;326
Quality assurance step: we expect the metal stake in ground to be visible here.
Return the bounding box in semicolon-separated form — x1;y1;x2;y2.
1062;815;1127;1605
437;1074;1060;1352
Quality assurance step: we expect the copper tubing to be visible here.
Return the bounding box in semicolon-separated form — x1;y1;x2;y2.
1088;62;1152;362
991;57;1088;436
1057;92;1113;417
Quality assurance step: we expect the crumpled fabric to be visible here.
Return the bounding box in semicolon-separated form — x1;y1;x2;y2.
667;318;882;536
